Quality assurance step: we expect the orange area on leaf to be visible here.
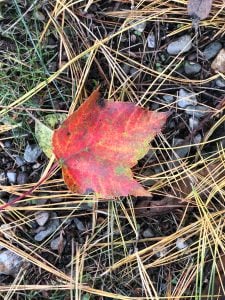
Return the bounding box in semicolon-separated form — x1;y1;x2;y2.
52;88;169;197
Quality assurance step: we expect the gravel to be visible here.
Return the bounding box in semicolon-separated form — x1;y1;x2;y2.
189;117;199;130
17;172;28;185
6;171;16;184
15;155;26;167
176;238;188;250
172;138;191;158
24;144;42;163
74;218;85;231
211;48;225;73
194;134;202;144
203;41;222;60
143;228;154;238
167;34;192;55
177;89;197;108
0;250;24;276
185;105;209;118
162;94;174;103
184;61;201;75
35;211;49;226
34;213;59;241
50;236;66;251
147;32;156;48
133;21;146;33
215;77;225;87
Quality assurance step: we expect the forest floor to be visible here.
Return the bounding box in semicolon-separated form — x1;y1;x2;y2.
0;0;225;299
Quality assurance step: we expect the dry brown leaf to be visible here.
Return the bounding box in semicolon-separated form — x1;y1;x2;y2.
187;0;213;20
211;49;225;73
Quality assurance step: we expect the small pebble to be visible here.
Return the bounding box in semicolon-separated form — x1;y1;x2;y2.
32;162;41;169
147;32;156;48
163;94;174;103
189;117;199;130
74;218;85;231
184;61;201;75
0;250;24;276
211;49;225;73
176;238;188;250
167;34;192;55
24;144;42;163
50;236;66;251
185;105;209;118
133;21;146;33
173;138;190;158
35;211;49;226
6;171;16;184
17;172;28;185
34;213;59;241
177;89;197;108
143;228;154;238
215;77;225;87
122;64;130;75
203;42;222;60
4;141;11;148
15;155;26;167
194;134;202;144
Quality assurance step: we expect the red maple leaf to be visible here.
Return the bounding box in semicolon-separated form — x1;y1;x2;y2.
52;89;169;197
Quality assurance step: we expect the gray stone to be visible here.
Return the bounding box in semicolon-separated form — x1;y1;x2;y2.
177;89;197;108
176;238;188;250
167;35;192;55
184;61;201;75
194;134;202;144
215;77;225;88
0;250;24;276
172;138;190;158
189;117;199;130
185;105;208;118
133;21;146;33
50;236;66;251
143;228;154;238
34;213;59;241
147;32;156;48
15;156;26;167
24;144;42;163
74;218;85;231
162;94;174;103
17;172;28;185
35;211;49;226
203;42;222;60
122;64;130;75
4;141;11;148
6;171;16;184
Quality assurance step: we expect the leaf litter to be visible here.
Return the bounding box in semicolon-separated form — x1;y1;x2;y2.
0;0;225;298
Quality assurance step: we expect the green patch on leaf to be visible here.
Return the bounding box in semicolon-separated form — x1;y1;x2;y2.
115;166;129;176
35;113;67;158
